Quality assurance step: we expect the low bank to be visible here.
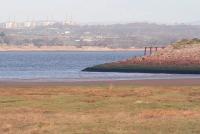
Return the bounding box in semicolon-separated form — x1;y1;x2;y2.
83;65;200;74
83;39;200;74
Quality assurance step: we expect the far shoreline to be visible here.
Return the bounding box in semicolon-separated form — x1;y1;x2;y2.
0;45;143;52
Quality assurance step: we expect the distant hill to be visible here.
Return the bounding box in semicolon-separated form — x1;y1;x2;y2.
187;21;200;26
83;39;200;74
1;23;200;49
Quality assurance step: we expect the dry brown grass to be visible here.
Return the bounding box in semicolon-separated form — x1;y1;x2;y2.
136;109;200;122
0;84;200;134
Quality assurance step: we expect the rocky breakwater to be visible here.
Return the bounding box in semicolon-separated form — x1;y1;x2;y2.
83;39;200;74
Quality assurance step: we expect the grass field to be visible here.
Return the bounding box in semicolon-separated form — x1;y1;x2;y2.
1;82;200;134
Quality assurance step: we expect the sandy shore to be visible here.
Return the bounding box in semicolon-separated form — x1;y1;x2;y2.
0;45;143;52
0;78;200;87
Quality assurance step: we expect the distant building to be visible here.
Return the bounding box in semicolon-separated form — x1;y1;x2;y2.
63;16;76;25
0;23;4;28
4;22;17;29
38;21;56;26
23;21;36;28
0;18;77;29
65;31;71;34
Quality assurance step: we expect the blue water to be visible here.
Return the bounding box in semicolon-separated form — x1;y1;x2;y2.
0;51;199;82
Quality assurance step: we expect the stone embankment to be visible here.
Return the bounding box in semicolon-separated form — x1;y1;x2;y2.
83;39;200;74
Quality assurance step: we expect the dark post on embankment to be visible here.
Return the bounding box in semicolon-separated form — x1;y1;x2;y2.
144;47;165;56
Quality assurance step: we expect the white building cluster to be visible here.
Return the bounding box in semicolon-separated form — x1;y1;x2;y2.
0;19;76;29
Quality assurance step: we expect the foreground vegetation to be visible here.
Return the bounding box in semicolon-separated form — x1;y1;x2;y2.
1;83;200;134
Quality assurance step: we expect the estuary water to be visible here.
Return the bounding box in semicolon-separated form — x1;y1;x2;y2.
0;51;199;82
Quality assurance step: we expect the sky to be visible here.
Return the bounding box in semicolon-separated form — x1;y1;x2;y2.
0;0;200;24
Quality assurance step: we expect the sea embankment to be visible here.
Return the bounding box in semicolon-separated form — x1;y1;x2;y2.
83;39;200;74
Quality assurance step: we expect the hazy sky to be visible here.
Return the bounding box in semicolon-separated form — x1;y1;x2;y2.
0;0;200;24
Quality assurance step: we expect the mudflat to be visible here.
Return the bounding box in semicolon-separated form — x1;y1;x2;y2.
1;78;200;86
1;79;200;134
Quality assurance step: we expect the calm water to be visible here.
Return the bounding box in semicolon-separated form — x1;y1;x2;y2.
0;51;199;82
